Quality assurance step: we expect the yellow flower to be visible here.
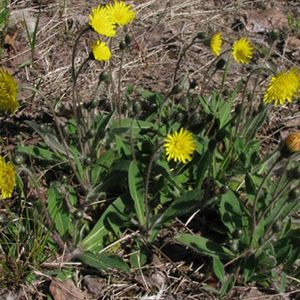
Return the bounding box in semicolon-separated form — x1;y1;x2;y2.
0;68;18;114
210;32;222;57
286;132;300;153
89;5;116;37
106;1;135;27
0;156;16;200
164;128;196;163
91;40;112;61
264;68;300;106
232;37;253;64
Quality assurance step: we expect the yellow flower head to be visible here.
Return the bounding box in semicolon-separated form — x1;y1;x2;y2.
91;40;112;61
232;37;253;64
0;156;16;200
286;132;300;153
263;68;300;106
210;32;222;57
164;128;196;163
0;68;19;114
89;5;116;37
106;1;136;27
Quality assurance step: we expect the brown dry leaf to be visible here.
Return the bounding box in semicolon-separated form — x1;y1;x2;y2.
245;8;288;33
4;31;18;52
83;277;107;298
285;36;300;51
49;279;89;300
286;116;300;128
285;36;300;60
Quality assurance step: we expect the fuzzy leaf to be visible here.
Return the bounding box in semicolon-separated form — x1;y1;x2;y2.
128;161;145;226
79;252;129;272
175;233;234;260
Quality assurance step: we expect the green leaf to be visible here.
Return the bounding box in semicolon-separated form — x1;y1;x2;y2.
92;112;114;151
69;145;84;181
79;252;129;272
16;144;64;162
243;106;267;140
245;172;256;195
175;233;234;260
251;219;265;248
91;150;115;185
153;189;204;229
243;254;256;282
81;196;130;252
219;190;243;234
128;161;145;226
197;149;213;188
26;120;69;157
116;135;131;156
279;272;287;293
219;274;235;298
213;257;225;282
130;242;149;268
47;184;71;237
86;160;129;202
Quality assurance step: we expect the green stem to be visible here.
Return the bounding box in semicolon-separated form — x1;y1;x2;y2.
144;142;164;233
251;158;279;242
234;67;272;135
71;26;90;82
117;49;125;119
172;34;208;90
22;86;88;191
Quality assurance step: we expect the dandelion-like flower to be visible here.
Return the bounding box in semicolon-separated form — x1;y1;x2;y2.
91;40;112;61
232;37;253;64
89;5;116;37
164;128;196;163
0;68;18;114
263;68;300;106
210;32;222;57
106;1;136;27
286;132;300;153
0;156;16;200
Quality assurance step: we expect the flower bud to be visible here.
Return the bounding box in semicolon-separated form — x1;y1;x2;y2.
125;34;132;46
216;58;226;70
288;189;300;202
189;79;197;89
171;83;184;94
286;132;300;153
208;139;217;151
13;154;25;165
215;129;227;142
219;185;229;194
74;209;84;219
119;41;126;50
196;32;207;40
99;71;110;83
287;166;300;180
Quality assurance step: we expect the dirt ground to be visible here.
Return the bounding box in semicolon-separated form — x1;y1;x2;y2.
1;0;300;298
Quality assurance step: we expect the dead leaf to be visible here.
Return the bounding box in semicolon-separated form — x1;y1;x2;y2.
285;36;300;59
4;30;18;52
49;280;89;300
83;277;107;298
245;9;288;33
286;35;300;49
